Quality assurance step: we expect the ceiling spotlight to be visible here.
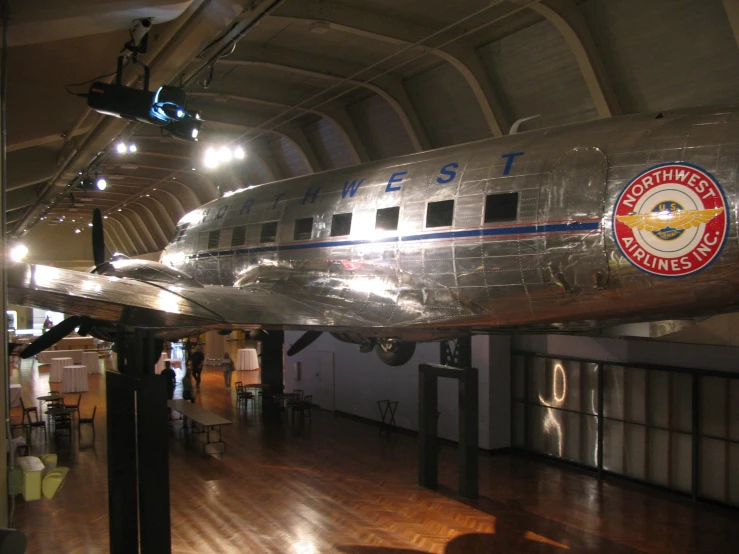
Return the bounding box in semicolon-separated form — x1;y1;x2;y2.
128;143;137;153
117;208;122;212
204;147;218;169
75;229;81;234
218;146;232;162
96;177;107;190
233;146;245;160
88;223;93;227
116;142;127;153
10;244;28;262
104;216;108;219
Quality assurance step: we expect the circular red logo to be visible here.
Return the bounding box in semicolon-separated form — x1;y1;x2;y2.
613;163;728;277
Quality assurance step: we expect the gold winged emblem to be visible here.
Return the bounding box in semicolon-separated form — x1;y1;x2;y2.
616;208;724;231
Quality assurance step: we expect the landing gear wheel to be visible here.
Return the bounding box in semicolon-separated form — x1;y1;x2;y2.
375;340;416;366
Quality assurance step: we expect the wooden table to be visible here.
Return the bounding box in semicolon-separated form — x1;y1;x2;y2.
168;400;232;455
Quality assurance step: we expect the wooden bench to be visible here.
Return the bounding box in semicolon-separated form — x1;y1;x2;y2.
167;400;232;456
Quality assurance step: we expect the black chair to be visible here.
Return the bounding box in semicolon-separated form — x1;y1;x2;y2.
236;384;255;411
286;390;304;417
79;406;97;438
53;412;73;442
19;398;38;425
292;395;312;424
20;404;47;444
65;393;82;419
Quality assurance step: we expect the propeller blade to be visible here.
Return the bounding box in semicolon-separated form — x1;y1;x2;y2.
20;316;82;359
92;208;105;267
286;331;322;356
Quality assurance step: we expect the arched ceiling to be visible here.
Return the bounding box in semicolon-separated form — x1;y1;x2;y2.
5;0;739;261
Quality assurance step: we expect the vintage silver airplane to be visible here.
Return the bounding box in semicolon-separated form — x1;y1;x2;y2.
9;105;739;365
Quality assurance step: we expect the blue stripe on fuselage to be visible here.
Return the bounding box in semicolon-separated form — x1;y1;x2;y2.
187;220;600;260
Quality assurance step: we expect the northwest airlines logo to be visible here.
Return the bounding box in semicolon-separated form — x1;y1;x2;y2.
613;163;728;277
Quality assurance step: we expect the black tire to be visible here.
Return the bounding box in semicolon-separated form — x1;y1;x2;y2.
375;341;416;366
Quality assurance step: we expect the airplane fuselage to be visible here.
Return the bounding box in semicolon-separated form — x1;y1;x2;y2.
161;106;739;333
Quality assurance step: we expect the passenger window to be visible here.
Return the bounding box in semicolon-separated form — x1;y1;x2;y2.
207;230;220;249
331;213;352;237
260;221;278;243
231;226;246;247
293;217;313;241
485;192;518;223
375;206;400;231
426;200;454;228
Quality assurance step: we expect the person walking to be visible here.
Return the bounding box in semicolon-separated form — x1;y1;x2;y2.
189;345;204;387
42;315;53;333
222;352;235;389
161;360;176;400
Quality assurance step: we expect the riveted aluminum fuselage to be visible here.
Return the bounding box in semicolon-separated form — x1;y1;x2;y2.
163;107;739;333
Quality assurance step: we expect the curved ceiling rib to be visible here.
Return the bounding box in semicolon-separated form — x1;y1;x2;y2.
129;201;170;248
160;181;202;213
217;46;431;151
139;196;178;239
152;188;187;226
118;209;157;253
531;0;621;118
106;216;139;255
272;1;510;136
102;223;126;256
192;104;321;173
189;91;366;163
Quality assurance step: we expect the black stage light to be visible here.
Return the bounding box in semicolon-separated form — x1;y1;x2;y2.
87;82;158;125
163;111;203;142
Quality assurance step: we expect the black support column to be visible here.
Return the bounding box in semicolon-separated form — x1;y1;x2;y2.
418;363;478;498
107;328;171;554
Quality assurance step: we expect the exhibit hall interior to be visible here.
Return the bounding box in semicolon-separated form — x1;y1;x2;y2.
1;0;739;552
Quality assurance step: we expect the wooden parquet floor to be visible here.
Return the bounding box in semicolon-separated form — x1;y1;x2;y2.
9;359;739;553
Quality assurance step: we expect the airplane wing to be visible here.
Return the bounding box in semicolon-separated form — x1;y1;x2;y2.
7;260;480;335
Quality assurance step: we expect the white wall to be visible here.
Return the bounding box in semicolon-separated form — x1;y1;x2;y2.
284;332;512;450
513;333;739;375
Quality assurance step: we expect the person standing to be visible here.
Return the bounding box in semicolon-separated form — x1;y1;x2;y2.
189;345;204;387
182;360;195;402
43;315;53;334
222;352;235;389
160;360;176;400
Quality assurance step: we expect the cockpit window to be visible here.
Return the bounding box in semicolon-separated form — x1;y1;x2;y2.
173;223;190;243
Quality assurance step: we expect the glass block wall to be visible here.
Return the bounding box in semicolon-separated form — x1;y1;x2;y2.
512;353;739;507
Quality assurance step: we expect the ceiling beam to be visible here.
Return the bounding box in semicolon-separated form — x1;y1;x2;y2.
272;0;509;135
531;0;620;118
218;45;431;151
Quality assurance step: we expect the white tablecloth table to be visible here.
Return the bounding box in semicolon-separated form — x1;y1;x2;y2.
61;365;88;393
82;351;99;374
236;348;259;371
37;350;84;364
155;358;182;375
49;357;73;382
9;384;22;408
